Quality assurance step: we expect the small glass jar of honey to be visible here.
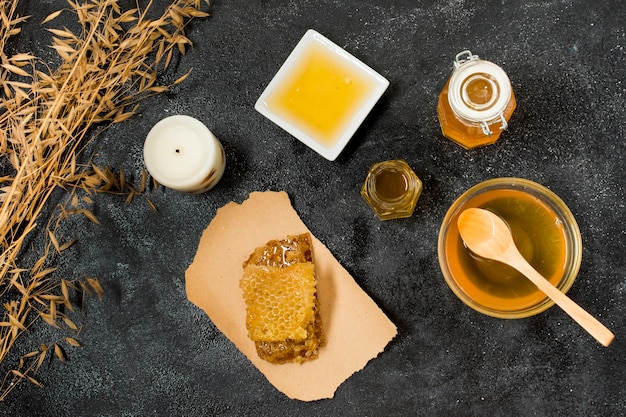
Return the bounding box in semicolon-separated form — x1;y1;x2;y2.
361;160;422;220
437;50;516;149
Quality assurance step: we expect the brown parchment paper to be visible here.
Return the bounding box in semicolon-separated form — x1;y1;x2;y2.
185;191;397;401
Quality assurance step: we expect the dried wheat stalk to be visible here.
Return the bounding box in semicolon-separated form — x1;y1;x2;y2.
0;0;209;399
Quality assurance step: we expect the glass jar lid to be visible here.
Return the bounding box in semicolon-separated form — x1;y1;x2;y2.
448;51;512;126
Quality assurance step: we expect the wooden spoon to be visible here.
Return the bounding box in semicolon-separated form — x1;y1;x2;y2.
457;207;614;347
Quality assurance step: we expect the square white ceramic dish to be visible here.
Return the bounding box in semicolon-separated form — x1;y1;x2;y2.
255;29;389;161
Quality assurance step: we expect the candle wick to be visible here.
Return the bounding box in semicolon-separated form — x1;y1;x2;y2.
175;149;180;153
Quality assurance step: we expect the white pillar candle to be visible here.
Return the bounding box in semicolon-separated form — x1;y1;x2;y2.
143;115;225;193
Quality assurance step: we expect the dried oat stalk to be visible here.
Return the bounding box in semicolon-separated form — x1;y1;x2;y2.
0;0;209;399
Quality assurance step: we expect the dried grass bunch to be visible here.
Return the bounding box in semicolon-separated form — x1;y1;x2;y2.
0;0;208;399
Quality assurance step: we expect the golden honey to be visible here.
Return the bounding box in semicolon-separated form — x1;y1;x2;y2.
437;51;516;149
375;169;409;201
361;160;422;220
463;74;496;106
264;41;376;148
241;233;325;364
443;189;567;312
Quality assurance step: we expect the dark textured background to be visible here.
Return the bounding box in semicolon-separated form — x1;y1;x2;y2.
3;0;625;416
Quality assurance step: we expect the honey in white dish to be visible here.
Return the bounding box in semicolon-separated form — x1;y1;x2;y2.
263;41;378;149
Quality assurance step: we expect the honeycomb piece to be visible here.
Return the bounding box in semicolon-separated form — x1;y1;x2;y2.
241;263;316;342
240;233;326;364
243;233;313;267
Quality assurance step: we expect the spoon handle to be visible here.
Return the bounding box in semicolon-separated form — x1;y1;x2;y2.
504;249;615;347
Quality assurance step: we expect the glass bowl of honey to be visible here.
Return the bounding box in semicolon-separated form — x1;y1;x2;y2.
438;178;582;318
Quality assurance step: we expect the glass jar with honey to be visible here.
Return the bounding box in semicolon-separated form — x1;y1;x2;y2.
361;160;422;220
437;50;516;149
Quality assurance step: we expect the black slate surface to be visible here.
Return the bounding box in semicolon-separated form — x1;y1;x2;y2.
3;0;625;416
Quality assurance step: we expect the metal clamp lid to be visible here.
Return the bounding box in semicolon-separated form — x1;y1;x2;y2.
453;50;480;70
